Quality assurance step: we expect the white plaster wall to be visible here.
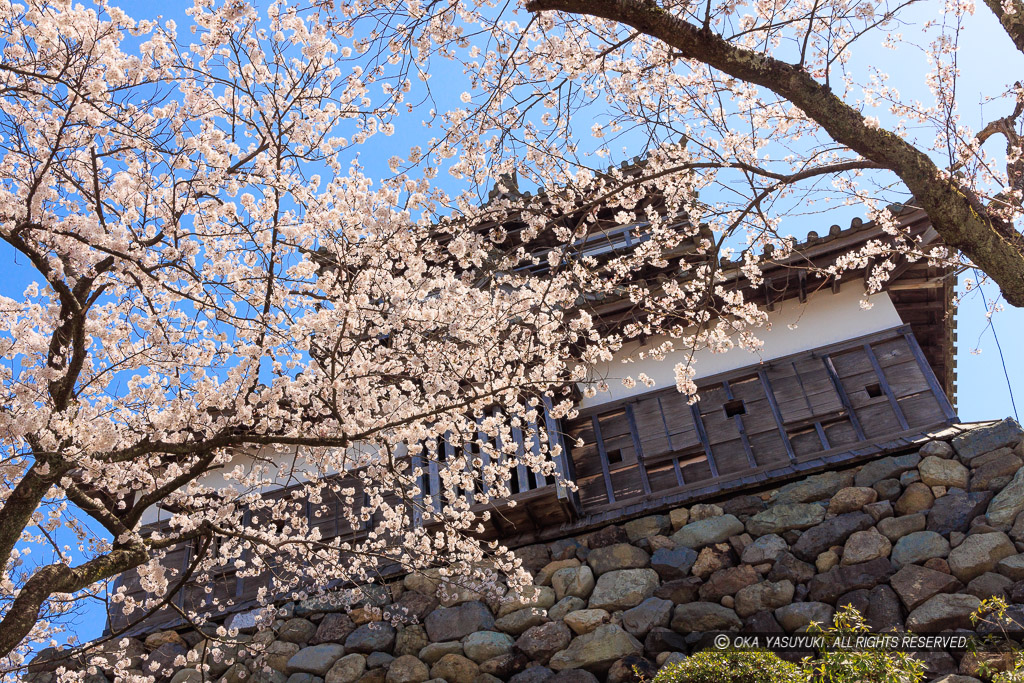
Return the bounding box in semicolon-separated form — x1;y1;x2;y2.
578;287;903;411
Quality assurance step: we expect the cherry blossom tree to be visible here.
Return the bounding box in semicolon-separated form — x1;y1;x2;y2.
0;0;1020;678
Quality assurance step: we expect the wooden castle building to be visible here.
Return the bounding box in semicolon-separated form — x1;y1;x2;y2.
109;202;960;636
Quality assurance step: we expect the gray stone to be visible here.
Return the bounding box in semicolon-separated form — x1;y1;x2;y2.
345;623;396;654
515;622;572;665
419;642;463;665
807;558;893;604
623;516;671;542
841;528;891;565
607;655;655;683
774;602;834;632
890;531;950;569
620;598;673;638
920;441;956;459
855;453;921;487
429;654;479;683
586;526;629;549
494;608;549;636
587;544;650;576
953;419;1023;463
670;515;744;549
905;593;982;632
366;652;394;669
894;482;935;516
463;632;514;664
516;545;554;571
314;614;357;645
267;642;303;671
588;569;660;612
872;511;929;544
740;534;788;565
548;625;643;674
920;456;969;488
653;577;702;604
285;674;323;683
774;471;853;504
497;587;556;618
649;547;697;581
395;626;429;658
548;597;586;621
965;572;1012;599
766;553;816;585
997;553;1024;580
386;592;438;623
670;602;743;632
425;602;494;643
287;645;347;676
828;487;879;515
734;580;795;618
551;566;595;602
745;504;826;536
792;512;874;562
385;656;429;683
947;532;1017;582
874;478;903;502
509;667;554;683
866;585;904;632
989;467;1024;528
969;449;1022;491
564;609;611;635
864;500;894;523
698;565;759;602
549;669;599;683
890;564;963;611
928;491;993;535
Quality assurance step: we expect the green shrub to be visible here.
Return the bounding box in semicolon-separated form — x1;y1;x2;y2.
802;605;926;683
652;650;804;683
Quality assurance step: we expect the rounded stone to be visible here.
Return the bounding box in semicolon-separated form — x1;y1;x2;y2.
891;531;950;570
327;654;368;683
842;528;892;565
429;654;479;683
385;656;429;683
894;482;935;516
462;632;514;664
919;456;969;489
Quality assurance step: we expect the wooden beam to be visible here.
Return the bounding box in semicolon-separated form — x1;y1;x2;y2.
863;343;910;431
722;380;758;469
624;403;653;495
590;415;617;505
758;369;797;463
510;424;531;494
656;396;685;487
903;330;959;423
821;355;867;441
689;403;720;478
791;360;831;451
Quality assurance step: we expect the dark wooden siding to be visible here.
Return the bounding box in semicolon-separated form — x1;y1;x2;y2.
564;325;956;512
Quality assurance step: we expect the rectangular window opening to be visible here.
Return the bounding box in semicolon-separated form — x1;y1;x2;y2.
865;382;883;398
606;449;623;464
724;399;746;417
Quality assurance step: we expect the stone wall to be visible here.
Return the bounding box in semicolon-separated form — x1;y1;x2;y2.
30;418;1024;683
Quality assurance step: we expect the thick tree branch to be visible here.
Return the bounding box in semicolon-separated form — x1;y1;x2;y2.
0;545;149;658
983;0;1024;55
526;0;1024;306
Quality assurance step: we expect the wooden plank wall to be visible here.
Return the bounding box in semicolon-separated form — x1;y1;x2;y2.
565;326;955;514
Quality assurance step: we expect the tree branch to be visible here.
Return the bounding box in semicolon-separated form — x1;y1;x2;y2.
526;0;1024;306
